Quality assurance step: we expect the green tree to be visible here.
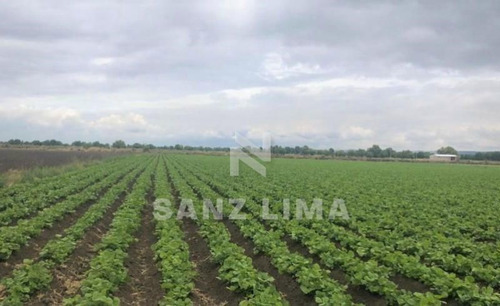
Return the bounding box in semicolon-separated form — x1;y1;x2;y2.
335;150;346;157
112;140;126;149
383;147;396;158
398;150;414;159
416;151;429;158
437;146;458;155
7;139;23;145
367;145;382;158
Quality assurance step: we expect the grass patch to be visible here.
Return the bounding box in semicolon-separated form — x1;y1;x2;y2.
0;160;95;188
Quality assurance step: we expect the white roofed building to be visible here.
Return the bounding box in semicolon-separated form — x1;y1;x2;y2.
430;154;459;162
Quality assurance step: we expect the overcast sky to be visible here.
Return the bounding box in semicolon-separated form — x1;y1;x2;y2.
1;1;499;150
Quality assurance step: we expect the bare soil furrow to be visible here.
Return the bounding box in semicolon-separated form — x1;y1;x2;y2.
114;185;163;305
167;171;242;306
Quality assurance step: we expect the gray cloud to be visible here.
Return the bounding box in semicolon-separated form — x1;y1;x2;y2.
1;1;500;150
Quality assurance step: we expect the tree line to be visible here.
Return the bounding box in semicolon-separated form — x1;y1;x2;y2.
2;139;156;150
3;139;500;161
269;145;431;159
461;152;500;161
2;139;228;152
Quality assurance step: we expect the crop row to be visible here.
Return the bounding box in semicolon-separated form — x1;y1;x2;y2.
0;156;147;260
151;156;196;305
196;154;500;271
170;157;441;305
0;158;130;226
64;157;157;305
182;155;500;270
168;158;360;305
170;155;500;305
342;217;500;276
199;156;500;304
242;167;500;290
0;158;149;305
264;159;500;269
244;181;500;303
0;156;126;212
166;160;287;305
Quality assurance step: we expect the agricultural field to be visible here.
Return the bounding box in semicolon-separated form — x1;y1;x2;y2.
0;153;499;305
0;148;133;188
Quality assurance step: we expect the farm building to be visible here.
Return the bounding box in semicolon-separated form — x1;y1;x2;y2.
430;154;459;162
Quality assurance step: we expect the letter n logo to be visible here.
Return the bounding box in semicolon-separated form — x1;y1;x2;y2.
230;132;271;177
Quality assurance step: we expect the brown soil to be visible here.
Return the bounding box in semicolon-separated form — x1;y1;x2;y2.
390;274;430;293
182;218;242;306
167;169;242;306
114;186;164;305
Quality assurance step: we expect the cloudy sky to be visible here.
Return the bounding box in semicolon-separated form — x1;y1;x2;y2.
1;1;499;150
